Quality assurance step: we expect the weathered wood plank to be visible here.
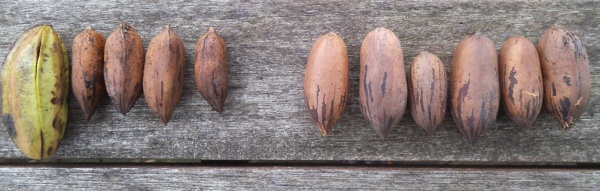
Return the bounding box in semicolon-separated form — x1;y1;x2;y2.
1;166;598;190
0;0;598;162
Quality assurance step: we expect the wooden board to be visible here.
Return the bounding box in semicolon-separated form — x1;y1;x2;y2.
0;0;598;162
1;166;599;190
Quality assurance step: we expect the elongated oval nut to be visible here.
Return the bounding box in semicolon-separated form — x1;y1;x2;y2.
537;26;591;130
1;25;69;159
72;27;106;121
304;32;349;136
195;27;228;113
409;51;447;134
143;25;185;125
499;36;543;129
450;32;499;145
359;27;407;139
104;23;144;116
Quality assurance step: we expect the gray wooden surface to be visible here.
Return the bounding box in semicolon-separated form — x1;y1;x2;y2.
0;0;598;163
0;166;598;190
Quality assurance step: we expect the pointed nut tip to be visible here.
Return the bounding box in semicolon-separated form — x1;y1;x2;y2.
374;27;389;32
119;110;128;116
317;125;329;137
469;30;484;36
120;22;133;31
551;25;563;29
212;106;224;113
325;32;338;37
518;122;532;129
159;114;172;126
469;137;480;145
373;127;389;140
424;129;434;135
84;114;92;122
378;132;388;140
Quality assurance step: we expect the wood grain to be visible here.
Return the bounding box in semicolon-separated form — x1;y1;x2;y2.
0;0;598;162
0;166;598;190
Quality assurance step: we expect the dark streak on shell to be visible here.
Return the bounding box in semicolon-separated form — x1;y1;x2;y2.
39;131;44;159
52;116;62;131
50;97;62;105
3;114;16;138
47;146;54;156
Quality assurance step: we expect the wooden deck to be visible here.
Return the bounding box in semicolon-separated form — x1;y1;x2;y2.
0;0;598;189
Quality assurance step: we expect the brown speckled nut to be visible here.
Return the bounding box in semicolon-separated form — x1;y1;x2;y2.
195;27;229;113
304;32;349;136
537;26;591;130
143;25;185;125
104;23;145;116
409;51;446;134
450;32;499;145
359;27;407;139
499;36;543;129
71;26;106;121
